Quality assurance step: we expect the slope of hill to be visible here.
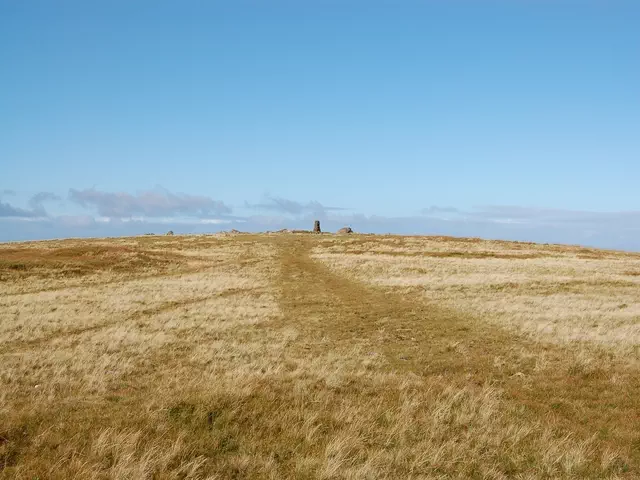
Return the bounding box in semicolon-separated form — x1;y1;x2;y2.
1;233;639;478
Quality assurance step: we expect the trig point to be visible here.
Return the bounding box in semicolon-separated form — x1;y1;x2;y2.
313;220;321;233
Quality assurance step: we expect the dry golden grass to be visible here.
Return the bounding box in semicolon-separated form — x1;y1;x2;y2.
312;236;640;356
1;233;639;478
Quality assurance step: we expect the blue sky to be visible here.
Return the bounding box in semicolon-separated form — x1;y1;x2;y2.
1;1;639;249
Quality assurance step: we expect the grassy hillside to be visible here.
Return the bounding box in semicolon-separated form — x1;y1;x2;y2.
1;233;639;479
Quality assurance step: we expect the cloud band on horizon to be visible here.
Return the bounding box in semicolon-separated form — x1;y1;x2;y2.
1;187;639;251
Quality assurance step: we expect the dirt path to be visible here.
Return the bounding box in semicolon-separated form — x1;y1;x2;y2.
274;236;640;474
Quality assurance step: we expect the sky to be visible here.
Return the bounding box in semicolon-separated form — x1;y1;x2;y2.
1;1;639;249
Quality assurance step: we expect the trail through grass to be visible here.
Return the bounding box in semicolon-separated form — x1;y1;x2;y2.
0;234;638;478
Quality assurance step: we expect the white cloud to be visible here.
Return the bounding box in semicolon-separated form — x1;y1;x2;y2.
245;194;348;216
69;187;231;218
